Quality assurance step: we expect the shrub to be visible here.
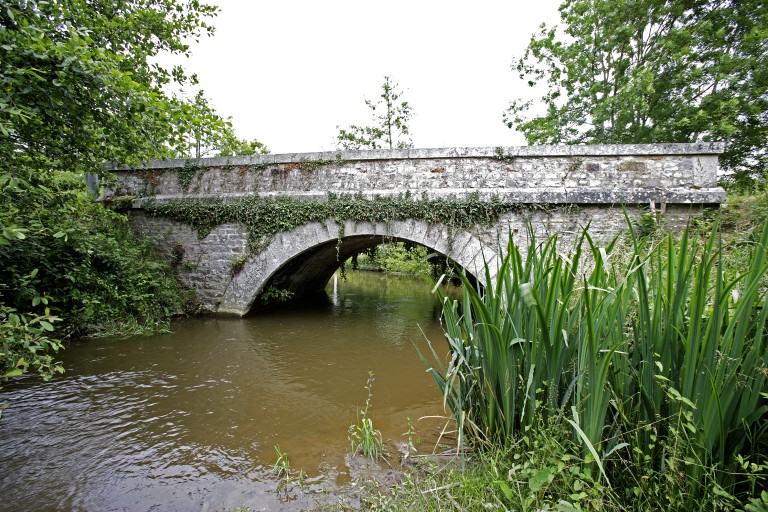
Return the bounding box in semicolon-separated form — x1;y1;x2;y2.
1;169;185;386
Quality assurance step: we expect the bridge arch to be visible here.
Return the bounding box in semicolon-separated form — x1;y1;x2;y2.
216;219;499;316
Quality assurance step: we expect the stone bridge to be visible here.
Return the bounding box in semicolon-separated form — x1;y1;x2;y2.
111;143;725;316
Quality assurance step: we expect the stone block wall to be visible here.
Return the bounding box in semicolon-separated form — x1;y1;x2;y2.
112;143;724;206
113;144;725;315
129;212;249;309
129;203;704;315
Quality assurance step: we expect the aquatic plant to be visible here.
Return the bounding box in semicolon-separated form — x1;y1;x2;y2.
420;218;768;504
348;371;385;460
273;444;306;499
273;444;291;479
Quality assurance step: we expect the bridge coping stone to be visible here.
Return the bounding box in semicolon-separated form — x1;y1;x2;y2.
114;142;724;171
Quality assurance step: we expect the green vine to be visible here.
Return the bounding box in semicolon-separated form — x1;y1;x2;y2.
143;194;561;253
337;220;347;280
494;147;516;162
178;159;204;193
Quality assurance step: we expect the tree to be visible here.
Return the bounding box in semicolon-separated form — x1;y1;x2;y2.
166;90;269;158
504;0;768;187
172;91;231;159
0;0;222;386
337;76;414;150
217;135;270;157
0;0;223;173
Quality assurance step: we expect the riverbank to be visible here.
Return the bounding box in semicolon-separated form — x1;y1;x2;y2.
311;190;768;512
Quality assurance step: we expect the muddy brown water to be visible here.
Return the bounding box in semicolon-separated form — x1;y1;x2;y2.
0;272;454;511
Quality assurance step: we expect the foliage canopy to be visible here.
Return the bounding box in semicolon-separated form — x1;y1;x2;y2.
0;0;230;388
0;0;222;171
505;0;768;187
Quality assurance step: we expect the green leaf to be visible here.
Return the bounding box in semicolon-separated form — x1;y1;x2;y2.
567;407;610;487
528;467;554;493
496;480;513;501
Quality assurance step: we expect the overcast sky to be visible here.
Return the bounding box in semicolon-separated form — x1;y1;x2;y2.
172;0;563;154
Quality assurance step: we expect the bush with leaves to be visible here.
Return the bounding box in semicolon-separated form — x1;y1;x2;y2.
0;0;227;387
1;170;184;339
0;299;64;397
353;242;431;276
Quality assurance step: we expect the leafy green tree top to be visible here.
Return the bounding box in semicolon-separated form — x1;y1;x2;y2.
337;76;414;150
217;136;269;157
505;0;768;187
166;90;269;159
0;0;219;173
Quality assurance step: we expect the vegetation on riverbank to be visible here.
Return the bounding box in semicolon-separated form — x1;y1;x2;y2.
0;0;262;388
0;169;189;388
2;171;187;336
351;243;432;277
318;194;768;512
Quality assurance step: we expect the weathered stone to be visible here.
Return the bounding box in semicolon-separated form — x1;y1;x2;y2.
116;144;726;316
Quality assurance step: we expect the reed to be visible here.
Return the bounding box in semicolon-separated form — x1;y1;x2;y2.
623;219;768;488
421;219;768;499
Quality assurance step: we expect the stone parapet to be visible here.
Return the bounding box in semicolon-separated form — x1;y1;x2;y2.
111;143;725;207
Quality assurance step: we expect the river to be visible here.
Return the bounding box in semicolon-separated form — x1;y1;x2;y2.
0;271;453;511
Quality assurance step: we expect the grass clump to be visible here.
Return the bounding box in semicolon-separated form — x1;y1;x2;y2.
273;444;306;500
349;371;385;461
359;421;615;512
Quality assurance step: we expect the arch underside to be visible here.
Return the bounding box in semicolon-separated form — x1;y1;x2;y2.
216;219;500;316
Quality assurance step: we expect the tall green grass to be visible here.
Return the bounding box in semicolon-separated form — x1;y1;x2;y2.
349;371;385;460
421;218;768;502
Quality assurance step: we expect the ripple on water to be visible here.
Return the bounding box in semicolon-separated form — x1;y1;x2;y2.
0;272;448;511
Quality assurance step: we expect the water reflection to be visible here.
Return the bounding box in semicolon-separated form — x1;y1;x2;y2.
0;271;450;511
